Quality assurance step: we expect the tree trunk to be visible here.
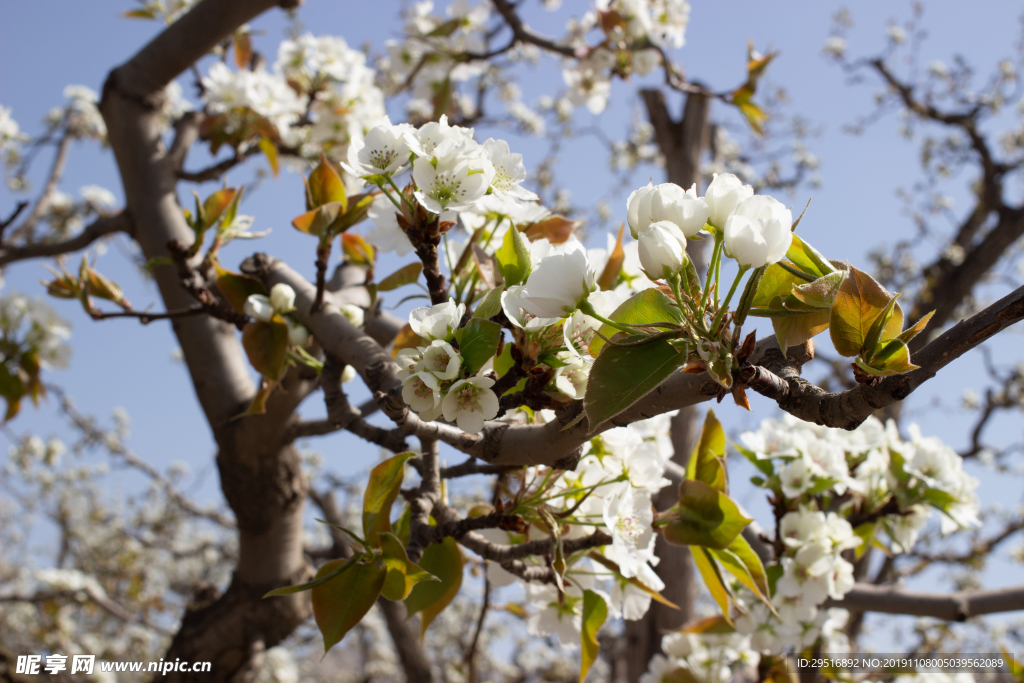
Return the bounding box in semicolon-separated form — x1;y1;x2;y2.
624;88;710;683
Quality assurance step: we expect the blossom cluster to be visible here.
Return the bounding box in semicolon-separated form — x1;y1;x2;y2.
244;283;320;351
201;34;385;170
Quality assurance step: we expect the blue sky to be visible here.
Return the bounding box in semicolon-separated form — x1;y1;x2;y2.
1;0;1022;621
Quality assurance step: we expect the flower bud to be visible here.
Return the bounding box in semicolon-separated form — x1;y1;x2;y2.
637;221;687;280
285;318;310;347
244;294;274;322
704;173;753;228
650;183;709;237
723;195;793;267
269;283;296;314
339;303;365;328
626;182;657;238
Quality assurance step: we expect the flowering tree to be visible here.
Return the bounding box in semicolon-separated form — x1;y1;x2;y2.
2;2;1024;683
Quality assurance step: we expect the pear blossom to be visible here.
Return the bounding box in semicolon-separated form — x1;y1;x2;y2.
345;119;414;177
500;285;560;330
409;299;465;341
244;294;275;322
602;486;655;578
649;182;709;237
779;508;827;548
637;220;688;279
409;115;475;157
518;241;597;318
401;372;442;416
284;318;310;347
441;377;499;433
526;583;583;648
412;146;494;213
704;173;753;228
395;347;423;380
723;194;793;267
553;354;589;399
778;456;816;499
269;283;296;314
482;138;538;200
339;303;364;328
607;562;663;620
421;340;461;380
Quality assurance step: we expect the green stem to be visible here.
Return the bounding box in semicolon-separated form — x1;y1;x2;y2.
777;260;817;282
378;184;404;212
710;266;748;335
703;231;724;314
578;299;636;336
384;174;416;213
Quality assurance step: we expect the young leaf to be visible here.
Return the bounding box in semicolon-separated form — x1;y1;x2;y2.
855;338;918;376
312;556;387;653
580;590;608;682
690;546;732;624
587;552;679;609
292;202;343;237
404;536;464;638
661;480;752;550
258;137;279;177
495;223;531;286
455;318;502;375
213;260;267;315
771;308;831;352
307;155;347;211
377;262;423;292
584;336;686;430
685;410;727;492
682;615;735;634
862;294;901;363
829;266;898;357
203;187;238;228
242;319;290;381
473;287;504;320
588;288;682;357
523;214;580;244
264;553;359;597
786;234;836;278
732;441;774;478
391;324;428;359
363;451;419;547
789;270;846;309
751;263;800;309
897;310;935;344
379;532;439;601
342;232;375;267
596;224;625;291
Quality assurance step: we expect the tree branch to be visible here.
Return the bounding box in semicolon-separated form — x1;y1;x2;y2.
0;212;131;266
826;583;1024;621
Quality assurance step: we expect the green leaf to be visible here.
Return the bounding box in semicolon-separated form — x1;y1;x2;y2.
685;410;727;492
312;556;386;653
766;564;783;597
363;452;419;547
214;260;267;315
291;202;344;237
263;553;360;597
789;270;846;309
771;308;831;352
690;546;731;623
751;263;800;309
306;156;347;211
863;294;901;363
203;187;239;228
580;590;608;682
786;234;836;277
473;287;504;320
829;266;899;357
661;480;752;550
377;262;423;292
455;318;502;376
584;335;686;430
922;487;959;511
242;319;290;381
404;536;464;638
495;223;531;286
732;441;774;477
898;310;935;344
588;288;682;357
493;342;514;378
856;338;918;376
259;137;279;177
380;532;439;601
714;534;772;607
852;522;876;560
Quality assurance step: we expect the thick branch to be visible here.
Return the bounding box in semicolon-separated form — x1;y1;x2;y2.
826;583;1024;621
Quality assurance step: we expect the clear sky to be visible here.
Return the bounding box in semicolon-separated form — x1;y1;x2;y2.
1;0;1022;627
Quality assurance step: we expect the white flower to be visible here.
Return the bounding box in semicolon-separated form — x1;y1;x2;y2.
366;194;414;256
887;25;906;44
828;557;855;599
442;377;499;433
345;118;414;176
779;457;815;499
80;185;116;210
633;48;661;75
339;303;364;328
395;347;423;380
563;54;612;114
648;0;690;48
341;365;357;382
651;182;709;237
553;354;589;399
637;220;688;280
704;173;754;229
269;283;296;314
410;115;475;157
518;241;597;318
626;182;657;238
412;145;494;213
608;563;662;620
823;37;847;58
409;299;465;341
501;285;560;330
421;340;461;380
723;195;793;267
602;485;655;578
929;60;950;78
284;318;310;347
891;504;929;551
482;138;538;200
526;583;582;648
779;508;827;548
244;294;275;322
402;371;442;415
